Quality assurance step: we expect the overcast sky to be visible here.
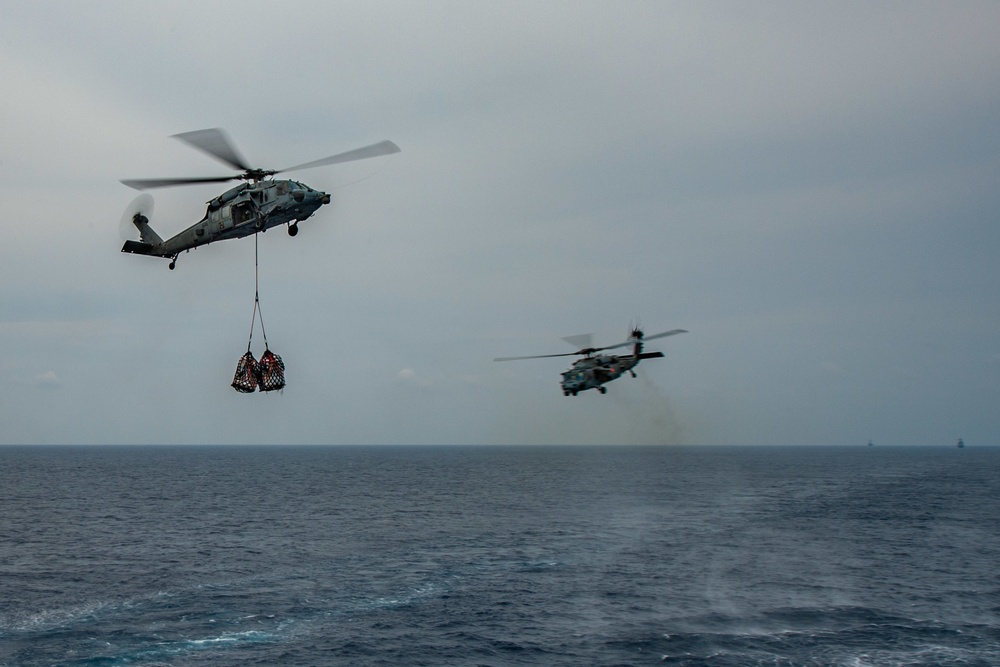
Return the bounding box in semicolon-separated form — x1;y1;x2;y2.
2;1;998;445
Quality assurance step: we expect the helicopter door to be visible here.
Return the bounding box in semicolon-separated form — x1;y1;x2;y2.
232;201;255;226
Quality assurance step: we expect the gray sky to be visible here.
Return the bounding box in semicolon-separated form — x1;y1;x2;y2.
2;1;998;445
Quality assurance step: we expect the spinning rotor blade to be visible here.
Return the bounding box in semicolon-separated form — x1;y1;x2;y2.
642;329;689;342
171;128;251;171
561;333;593;351
120;175;238;191
118;193;154;241
278;140;401;173
494;327;688;363
589;329;689;353
121;131;400;191
494;352;582;362
494;331;600;362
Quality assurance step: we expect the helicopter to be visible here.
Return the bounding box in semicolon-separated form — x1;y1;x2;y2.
119;128;400;269
494;326;687;396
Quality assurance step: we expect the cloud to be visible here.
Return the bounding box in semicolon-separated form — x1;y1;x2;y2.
396;368;432;388
34;371;61;388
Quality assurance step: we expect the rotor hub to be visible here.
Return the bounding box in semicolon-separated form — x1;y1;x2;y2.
242;169;276;182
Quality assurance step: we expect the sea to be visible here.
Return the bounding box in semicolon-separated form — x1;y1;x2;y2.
1;445;997;667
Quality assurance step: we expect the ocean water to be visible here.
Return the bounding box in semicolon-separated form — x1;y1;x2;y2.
1;445;998;667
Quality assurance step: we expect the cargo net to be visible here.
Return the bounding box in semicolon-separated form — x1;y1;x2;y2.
258;348;286;392
231;348;285;393
232;234;286;393
231;351;259;393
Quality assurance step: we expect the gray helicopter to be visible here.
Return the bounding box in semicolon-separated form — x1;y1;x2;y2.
119;128;400;269
495;326;687;396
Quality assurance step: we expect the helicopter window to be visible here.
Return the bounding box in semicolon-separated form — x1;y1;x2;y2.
276;182;288;196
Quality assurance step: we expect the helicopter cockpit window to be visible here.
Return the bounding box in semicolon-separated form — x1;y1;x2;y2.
276;182;288;196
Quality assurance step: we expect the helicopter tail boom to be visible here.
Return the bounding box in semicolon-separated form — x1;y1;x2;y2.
121;215;165;256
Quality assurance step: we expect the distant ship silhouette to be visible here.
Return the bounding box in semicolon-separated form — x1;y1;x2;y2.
957;438;965;448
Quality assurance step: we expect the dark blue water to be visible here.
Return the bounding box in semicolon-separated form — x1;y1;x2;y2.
1;445;997;666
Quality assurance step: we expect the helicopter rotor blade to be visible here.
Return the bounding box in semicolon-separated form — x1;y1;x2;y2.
494;327;688;363
121;132;399;190
494;352;582;362
277;140;401;173
120;175;239;191
595;341;632;352
590;329;688;353
642;329;689;342
495;332;600;362
171;128;252;171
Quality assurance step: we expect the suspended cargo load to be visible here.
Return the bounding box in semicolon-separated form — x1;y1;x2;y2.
232;235;286;394
231;349;285;393
232;351;260;393
257;348;286;392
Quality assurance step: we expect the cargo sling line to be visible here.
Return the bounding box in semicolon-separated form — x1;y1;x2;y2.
231;234;286;393
246;233;270;353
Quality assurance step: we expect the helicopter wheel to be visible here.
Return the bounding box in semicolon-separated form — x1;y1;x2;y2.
288;223;299;237
598;386;606;394
168;261;176;270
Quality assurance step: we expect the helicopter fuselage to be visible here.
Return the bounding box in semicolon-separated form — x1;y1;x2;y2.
494;326;685;396
122;179;330;268
560;350;664;395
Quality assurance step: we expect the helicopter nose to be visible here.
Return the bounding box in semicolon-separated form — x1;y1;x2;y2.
320;193;331;205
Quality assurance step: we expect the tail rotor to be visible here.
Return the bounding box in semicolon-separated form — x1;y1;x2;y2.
118;193;154;242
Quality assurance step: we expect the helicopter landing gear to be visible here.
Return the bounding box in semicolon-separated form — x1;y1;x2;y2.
168;255;178;270
598;386;607;394
629;370;636;378
287;223;298;237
